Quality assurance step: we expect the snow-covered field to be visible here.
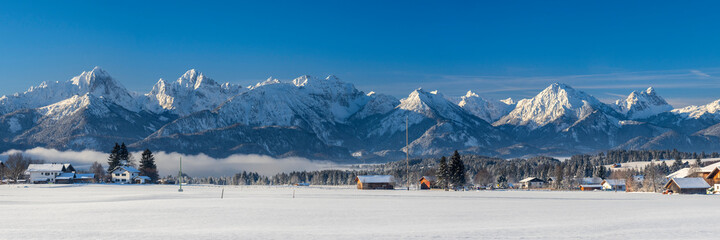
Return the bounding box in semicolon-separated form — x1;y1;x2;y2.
1;184;718;239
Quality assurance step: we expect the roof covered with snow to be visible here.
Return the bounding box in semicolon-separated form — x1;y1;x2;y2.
26;163;65;172
112;166;140;173
56;172;76;180
356;175;394;183
134;176;151;180
667;161;720;178
75;173;95;179
580;177;603;185
519;177;545;183
666;178;711;189
602;179;626;186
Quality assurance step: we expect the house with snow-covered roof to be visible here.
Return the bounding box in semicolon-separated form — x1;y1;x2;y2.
664;178;710;194
111;166;141;184
355;175;395;190
704;167;720;193
519;177;546;189
25;163;75;184
667;161;720;179
601;179;626;191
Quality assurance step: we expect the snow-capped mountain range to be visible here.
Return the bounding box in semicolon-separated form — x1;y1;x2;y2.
2;67;720;161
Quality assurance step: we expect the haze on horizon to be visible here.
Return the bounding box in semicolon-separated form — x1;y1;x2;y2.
1;1;719;107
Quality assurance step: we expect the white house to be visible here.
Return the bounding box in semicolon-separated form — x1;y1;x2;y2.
601;179;627;191
519;177;546;189
111;166;141;184
26;163;75;184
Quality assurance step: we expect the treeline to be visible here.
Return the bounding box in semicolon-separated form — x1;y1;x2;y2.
168;170;362;186
182;149;719;190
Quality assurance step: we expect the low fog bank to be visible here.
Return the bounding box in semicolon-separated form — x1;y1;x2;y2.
0;147;334;177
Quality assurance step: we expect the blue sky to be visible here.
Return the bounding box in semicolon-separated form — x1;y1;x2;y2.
1;1;719;107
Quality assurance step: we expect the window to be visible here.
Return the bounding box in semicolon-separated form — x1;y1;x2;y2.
122;173;126;177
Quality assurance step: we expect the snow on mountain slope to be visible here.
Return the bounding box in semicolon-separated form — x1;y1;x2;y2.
144;69;244;115
457;90;515;122
614;87;672;120
494;83;614;130
148;75;370;146
14;94;172;150
0;67;136;114
671;99;720;120
351;91;399;119
358;88;507;156
249;77;281;90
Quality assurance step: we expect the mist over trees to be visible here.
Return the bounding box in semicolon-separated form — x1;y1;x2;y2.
173;149;718;192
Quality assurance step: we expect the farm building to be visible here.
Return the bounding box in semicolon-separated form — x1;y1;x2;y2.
25;163;76;184
667;161;720;179
578;177;603;191
74;173;96;183
519;177;546;189
704;167;720;193
601;179;627;191
355;175;395;190
419;176;437;189
664;178;710;194
580;184;602;191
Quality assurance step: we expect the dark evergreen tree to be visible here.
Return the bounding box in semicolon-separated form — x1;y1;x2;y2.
118;143;130;166
595;165;607;179
139;149;159;183
107;143;121;172
448;150;466;188
672;156;684;172
436;156;449;190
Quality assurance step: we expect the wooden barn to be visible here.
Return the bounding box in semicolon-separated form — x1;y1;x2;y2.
664;178;710;194
705;167;720;193
419;176;437;189
580;184;602;191
355;175;395;190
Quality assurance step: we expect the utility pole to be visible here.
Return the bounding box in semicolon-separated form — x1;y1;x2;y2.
178;157;183;192
406;116;410;191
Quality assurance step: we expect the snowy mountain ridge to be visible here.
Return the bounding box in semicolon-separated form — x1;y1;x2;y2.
494;83;610;130
3;67;720;160
614;87;673;120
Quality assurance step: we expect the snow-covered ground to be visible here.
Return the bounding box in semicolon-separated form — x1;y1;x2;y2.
1;184;718;239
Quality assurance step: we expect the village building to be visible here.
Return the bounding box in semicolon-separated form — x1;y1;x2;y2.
419;176;436;189
579;177;603;191
601;179;627;191
111;166;143;184
519;177;546;189
26;163;76;184
667;161;720;179
134;176;151;184
74;173;96;183
580;184;602;191
704;167;720;193
355;175;395;190
664;178;711;194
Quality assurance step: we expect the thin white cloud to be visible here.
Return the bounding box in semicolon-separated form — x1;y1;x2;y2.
690;69;711;78
0;148;332;177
